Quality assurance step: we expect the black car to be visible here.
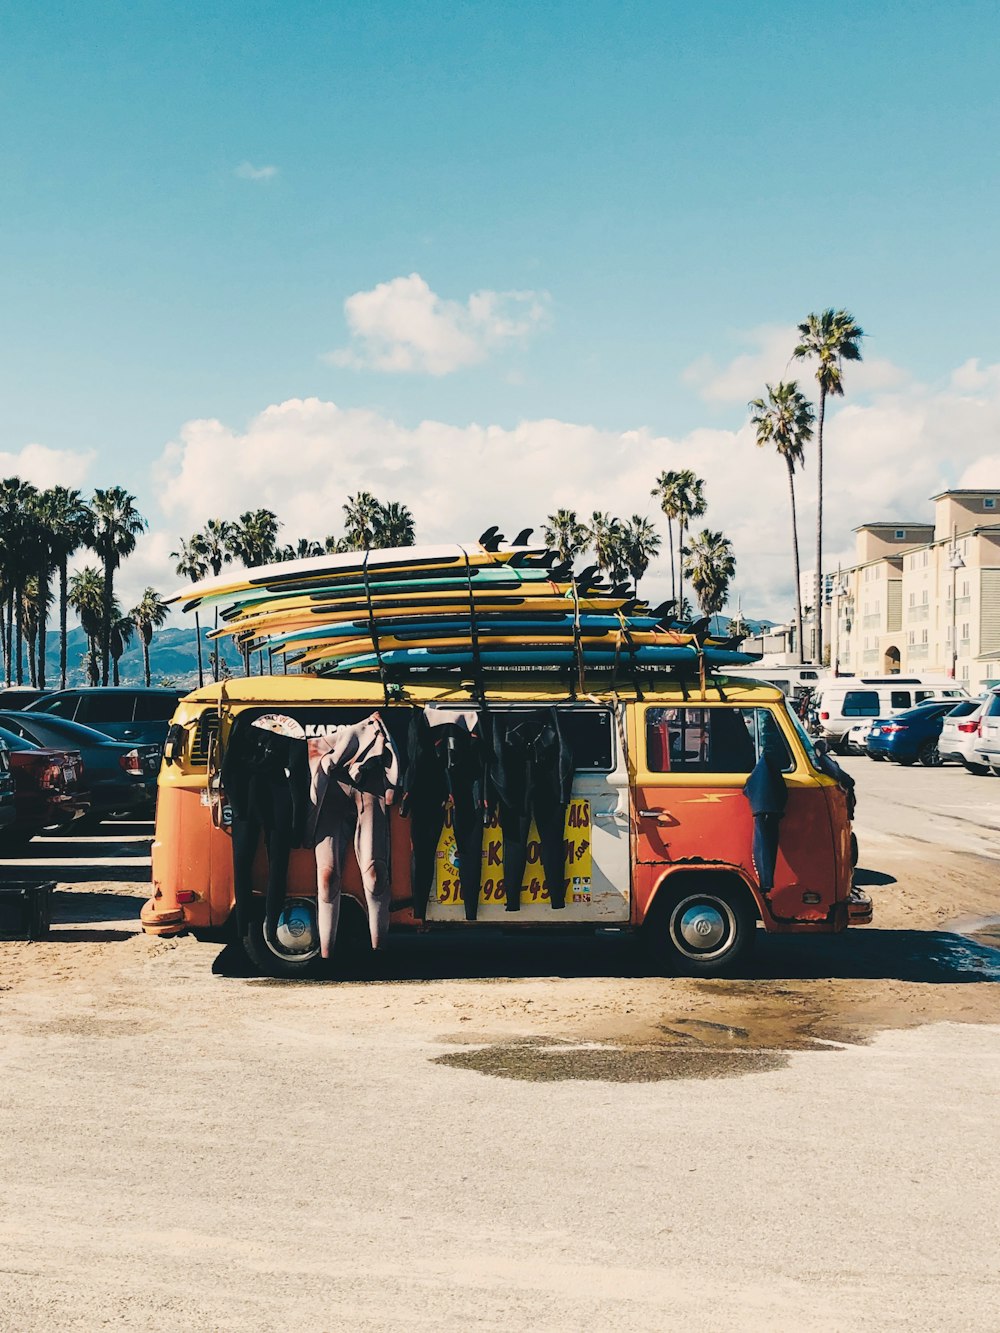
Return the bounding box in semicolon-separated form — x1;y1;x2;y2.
23;687;181;747
0;687;51;711
0;711;160;822
0;736;16;833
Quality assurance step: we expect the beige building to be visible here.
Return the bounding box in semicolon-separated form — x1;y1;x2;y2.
830;490;1000;692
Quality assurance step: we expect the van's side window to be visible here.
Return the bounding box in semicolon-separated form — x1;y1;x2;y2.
890;691;911;709
842;690;881;717
645;706;792;774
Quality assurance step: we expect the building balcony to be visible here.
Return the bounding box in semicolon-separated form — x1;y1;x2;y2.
862;614;881;630
952;596;971;614
907;604;930;622
908;643;930;660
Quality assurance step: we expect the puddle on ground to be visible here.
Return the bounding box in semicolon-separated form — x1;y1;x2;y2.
431;1019;846;1084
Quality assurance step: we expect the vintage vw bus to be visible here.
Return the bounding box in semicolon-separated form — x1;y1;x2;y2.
141;674;870;976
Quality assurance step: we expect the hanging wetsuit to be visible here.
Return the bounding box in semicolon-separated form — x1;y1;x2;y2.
221;714;310;942
400;706;490;922
743;751;787;893
307;713;401;957
490;709;574;911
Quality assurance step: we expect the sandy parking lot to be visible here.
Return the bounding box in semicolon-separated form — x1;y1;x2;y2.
1;761;998;1331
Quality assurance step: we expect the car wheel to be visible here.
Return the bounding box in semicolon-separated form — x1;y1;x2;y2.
645;880;756;977
963;760;990;776
918;740;941;767
242;897;322;978
869;751;884;762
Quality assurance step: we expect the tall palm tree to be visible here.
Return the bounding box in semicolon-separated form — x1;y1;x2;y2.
45;487;93;688
131;588;169;688
749;382;815;663
109;611;132;685
171;535;208;687
342;492;381;550
68;565;106;683
324;533;348;554
586;512;625;581
277;538;323;561
27;489;60;688
20;576;51;688
685;530;737;617
230;510;280;568
0;478;39;684
373;501;415;548
542;509;588;564
673;471;706;621
196;518;236;681
650;471;684;602
617;515;662;595
90;487;146;686
793;308;864;664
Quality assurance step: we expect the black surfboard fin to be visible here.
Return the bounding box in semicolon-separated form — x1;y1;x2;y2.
574;565;599;586
511;527;533;546
478;526;503;551
689;615;711;643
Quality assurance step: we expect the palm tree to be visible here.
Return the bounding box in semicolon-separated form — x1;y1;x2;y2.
542;509;588;564
277;538;323;561
109;612;132;686
196;518;236;682
20;576;51;688
68;565;106;682
674;471;707;621
323;533;347;554
617;515;662;594
342;492;381;550
172;535;208;687
230;510;280;568
793;308;865;664
749;382;815;664
586;512;625;581
650;471;684;602
685;530;737;617
45;487;93;688
0;478;40;684
90;487;146;686
373;501;415;548
131;588;169;688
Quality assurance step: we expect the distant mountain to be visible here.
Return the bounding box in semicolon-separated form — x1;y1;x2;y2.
39;626;244;689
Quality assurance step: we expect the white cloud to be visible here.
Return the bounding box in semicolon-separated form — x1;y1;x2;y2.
0;442;95;489
684;323;907;404
145;358;1000;623
234;162;278;181
327;273;549;376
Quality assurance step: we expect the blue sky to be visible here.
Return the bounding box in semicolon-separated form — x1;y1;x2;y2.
2;1;999;614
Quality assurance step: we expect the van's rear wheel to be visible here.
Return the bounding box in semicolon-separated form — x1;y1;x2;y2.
242;897;321;978
646;881;756;977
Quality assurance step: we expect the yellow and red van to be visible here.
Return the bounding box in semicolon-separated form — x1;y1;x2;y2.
142;674;871;975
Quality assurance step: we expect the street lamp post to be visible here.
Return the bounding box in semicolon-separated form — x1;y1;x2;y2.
949;531;966;681
832;569;849;677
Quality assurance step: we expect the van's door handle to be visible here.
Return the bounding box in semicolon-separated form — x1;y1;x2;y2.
638;809;669;819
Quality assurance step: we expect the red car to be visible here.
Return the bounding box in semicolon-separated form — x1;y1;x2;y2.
0;725;89;849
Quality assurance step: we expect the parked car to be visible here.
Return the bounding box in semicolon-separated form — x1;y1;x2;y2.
865;700;958;766
0;711;160;823
816;677;969;751
0;726;88;848
0;737;17;834
23;687;181;747
0;687;51;711
972;687;1000;776
938;698;989;773
846;719;875;754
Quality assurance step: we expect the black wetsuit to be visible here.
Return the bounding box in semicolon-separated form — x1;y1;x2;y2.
401;706;490;921
743;752;788;893
490;709;574;911
221;717;309;940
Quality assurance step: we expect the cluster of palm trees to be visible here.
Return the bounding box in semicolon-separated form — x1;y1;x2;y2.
172;493;417;684
0;480;168;689
749;308;864;664
542;486;736;620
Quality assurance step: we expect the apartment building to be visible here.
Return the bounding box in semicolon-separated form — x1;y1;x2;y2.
831;490;1000;691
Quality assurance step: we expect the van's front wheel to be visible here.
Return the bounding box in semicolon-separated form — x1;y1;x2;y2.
646;881;756;977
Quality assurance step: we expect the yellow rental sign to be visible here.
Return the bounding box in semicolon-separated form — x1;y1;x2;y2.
435;799;593;909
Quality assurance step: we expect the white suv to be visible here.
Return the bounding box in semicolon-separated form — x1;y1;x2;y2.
972;688;1000;775
938;698;988;773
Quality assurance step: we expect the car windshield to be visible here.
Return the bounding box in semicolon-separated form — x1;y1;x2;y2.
0;712;117;747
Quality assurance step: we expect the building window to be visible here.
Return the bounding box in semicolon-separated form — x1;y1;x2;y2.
922;629;929;644
895;529;906;539
985;498;996;511
962;622;970;639
923;551;929;567
922;590;929;605
908;592;915;607
961;665;970;679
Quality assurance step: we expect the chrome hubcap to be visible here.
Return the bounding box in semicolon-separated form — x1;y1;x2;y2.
267;898;319;959
670;895;737;960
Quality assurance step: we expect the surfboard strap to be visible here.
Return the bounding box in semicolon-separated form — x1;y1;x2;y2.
461;546;485;702
362;550;391;706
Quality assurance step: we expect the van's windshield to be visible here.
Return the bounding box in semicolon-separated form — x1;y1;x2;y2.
784;701;821;768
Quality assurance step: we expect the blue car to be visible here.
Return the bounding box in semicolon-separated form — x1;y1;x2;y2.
0;710;160;822
866;700;956;766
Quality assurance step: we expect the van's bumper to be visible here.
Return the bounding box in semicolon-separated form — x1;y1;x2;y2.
140;897;186;936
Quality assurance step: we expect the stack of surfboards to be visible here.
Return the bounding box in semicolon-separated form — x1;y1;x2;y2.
166;530;757;677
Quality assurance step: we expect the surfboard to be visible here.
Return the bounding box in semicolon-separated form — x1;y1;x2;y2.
315;644;756;673
264;612;669;649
